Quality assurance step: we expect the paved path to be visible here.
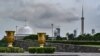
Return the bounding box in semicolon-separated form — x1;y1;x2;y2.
0;52;100;56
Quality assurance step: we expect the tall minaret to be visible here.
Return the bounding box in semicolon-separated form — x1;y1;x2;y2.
25;18;27;26
81;3;84;35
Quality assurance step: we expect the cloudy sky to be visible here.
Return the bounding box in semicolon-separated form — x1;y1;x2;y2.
0;0;100;39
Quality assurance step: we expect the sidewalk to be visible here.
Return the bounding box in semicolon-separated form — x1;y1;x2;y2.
0;52;100;56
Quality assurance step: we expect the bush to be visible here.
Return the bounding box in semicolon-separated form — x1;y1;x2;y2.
28;47;56;53
47;40;100;45
44;47;55;53
36;47;44;53
28;47;36;53
0;47;24;53
0;47;6;53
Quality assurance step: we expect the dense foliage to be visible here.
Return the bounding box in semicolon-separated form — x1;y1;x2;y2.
47;40;100;45
73;33;100;41
28;47;56;53
55;33;100;41
0;47;24;53
46;33;100;45
0;37;7;47
23;34;49;41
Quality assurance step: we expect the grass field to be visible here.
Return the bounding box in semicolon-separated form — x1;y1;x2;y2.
79;45;100;48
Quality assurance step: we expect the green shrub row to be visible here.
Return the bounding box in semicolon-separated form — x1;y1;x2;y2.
28;47;56;53
0;47;24;53
47;40;100;45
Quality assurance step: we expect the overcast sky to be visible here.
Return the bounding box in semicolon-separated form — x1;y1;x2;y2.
0;0;100;39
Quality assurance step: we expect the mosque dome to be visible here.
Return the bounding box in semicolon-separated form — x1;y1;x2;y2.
17;26;33;35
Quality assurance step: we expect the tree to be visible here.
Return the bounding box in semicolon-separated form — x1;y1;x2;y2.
73;34;93;41
93;33;100;41
23;35;38;41
0;37;7;47
67;33;74;40
23;34;49;41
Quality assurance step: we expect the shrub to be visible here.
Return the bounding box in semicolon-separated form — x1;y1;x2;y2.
28;47;36;53
36;47;44;53
44;47;55;53
47;40;100;45
19;48;24;53
0;47;6;53
28;47;56;53
0;47;24;53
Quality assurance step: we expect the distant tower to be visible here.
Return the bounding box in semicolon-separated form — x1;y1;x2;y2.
81;3;84;35
92;29;95;34
25;18;27;26
73;29;77;37
56;28;60;37
54;30;57;37
16;26;18;34
51;24;54;40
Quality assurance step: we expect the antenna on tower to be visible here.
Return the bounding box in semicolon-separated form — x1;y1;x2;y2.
82;2;84;18
25;18;27;26
81;0;84;18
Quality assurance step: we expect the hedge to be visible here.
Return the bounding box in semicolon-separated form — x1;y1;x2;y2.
47;40;100;45
28;47;36;53
28;47;56;53
0;47;24;53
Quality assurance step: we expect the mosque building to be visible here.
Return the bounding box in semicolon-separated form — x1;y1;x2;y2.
15;19;34;40
15;25;33;40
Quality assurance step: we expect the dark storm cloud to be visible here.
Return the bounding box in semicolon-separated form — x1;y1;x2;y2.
34;23;52;29
75;0;82;3
0;0;80;29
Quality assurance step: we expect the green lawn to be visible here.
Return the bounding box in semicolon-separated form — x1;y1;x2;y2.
79;45;100;48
